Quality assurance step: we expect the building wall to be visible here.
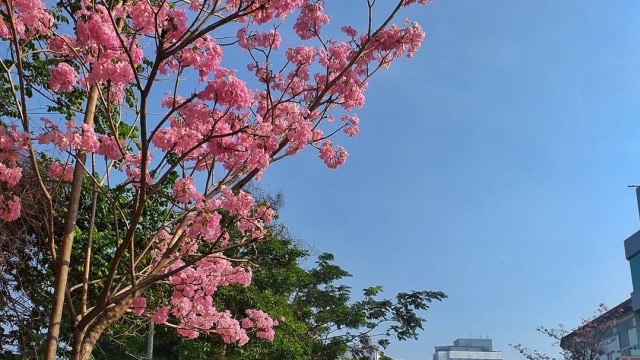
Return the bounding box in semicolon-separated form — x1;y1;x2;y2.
434;339;503;360
562;189;640;360
448;350;504;360
453;339;494;351
596;313;640;360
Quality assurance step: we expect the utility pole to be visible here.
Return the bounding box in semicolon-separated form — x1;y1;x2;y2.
146;320;154;360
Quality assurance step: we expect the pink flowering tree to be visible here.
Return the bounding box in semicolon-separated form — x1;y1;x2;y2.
0;0;431;359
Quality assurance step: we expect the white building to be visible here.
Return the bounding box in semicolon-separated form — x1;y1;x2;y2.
433;338;504;360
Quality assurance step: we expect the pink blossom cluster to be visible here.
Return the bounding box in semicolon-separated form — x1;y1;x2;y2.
0;0;53;39
141;188;278;341
242;309;279;340
237;28;282;51
174;189;273;248
0;194;20;221
173;177;201;204
0;125;29;221
131;297;147;316
0;162;22;188
48;63;78;93
226;0;303;24
37;118;123;160
341;114;360;137
120;153;153;186
153;92;279;177
182;207;225;247
128;0;185;42
319;140;348;169
159;35;223;82
293;1;331;40
0;125;28;173
235;3;426;165
48;161;74;182
35;117;122;183
47;2;144;101
198;70;254;109
138;256;275;344
372;22;426;61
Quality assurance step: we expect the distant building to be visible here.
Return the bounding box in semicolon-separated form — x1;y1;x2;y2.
433;338;504;360
626;188;640;314
560;299;636;360
560;187;640;360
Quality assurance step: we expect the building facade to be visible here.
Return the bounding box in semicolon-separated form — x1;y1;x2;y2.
433;338;504;360
560;188;640;360
560;298;640;360
626;187;640;314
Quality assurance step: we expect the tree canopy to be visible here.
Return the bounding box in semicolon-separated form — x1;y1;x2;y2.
94;223;446;360
0;0;433;359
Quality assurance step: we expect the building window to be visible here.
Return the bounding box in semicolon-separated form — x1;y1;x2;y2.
629;327;638;347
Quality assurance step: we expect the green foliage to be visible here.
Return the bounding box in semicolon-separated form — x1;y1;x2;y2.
0;155;444;360
0;153;178;358
93;224;445;360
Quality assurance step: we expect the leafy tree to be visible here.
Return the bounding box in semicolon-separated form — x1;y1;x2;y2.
91;230;445;360
0;156;180;359
512;303;622;360
0;0;433;359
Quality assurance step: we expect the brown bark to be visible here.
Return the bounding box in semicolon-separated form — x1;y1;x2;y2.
43;86;99;360
71;298;133;360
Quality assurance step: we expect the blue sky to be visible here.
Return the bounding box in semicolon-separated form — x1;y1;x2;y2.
257;1;640;359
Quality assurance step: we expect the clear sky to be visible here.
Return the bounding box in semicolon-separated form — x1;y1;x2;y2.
257;1;640;359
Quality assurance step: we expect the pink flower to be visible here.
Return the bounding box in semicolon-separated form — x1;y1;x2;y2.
242;309;278;340
177;328;199;339
0;0;52;39
48;162;64;178
172;177;201;203
131;297;147;316
0;195;21;221
237;29;282;50
152;306;171;324
97;135;123;160
341;114;360;137
48;162;74;182
319;141;348;169
0;163;22;187
294;2;331;40
49;63;78;92
78;124;100;152
197;72;253;109
341;26;357;37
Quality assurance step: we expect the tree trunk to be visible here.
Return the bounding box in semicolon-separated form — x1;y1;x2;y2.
43;86;99;360
71;298;133;360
